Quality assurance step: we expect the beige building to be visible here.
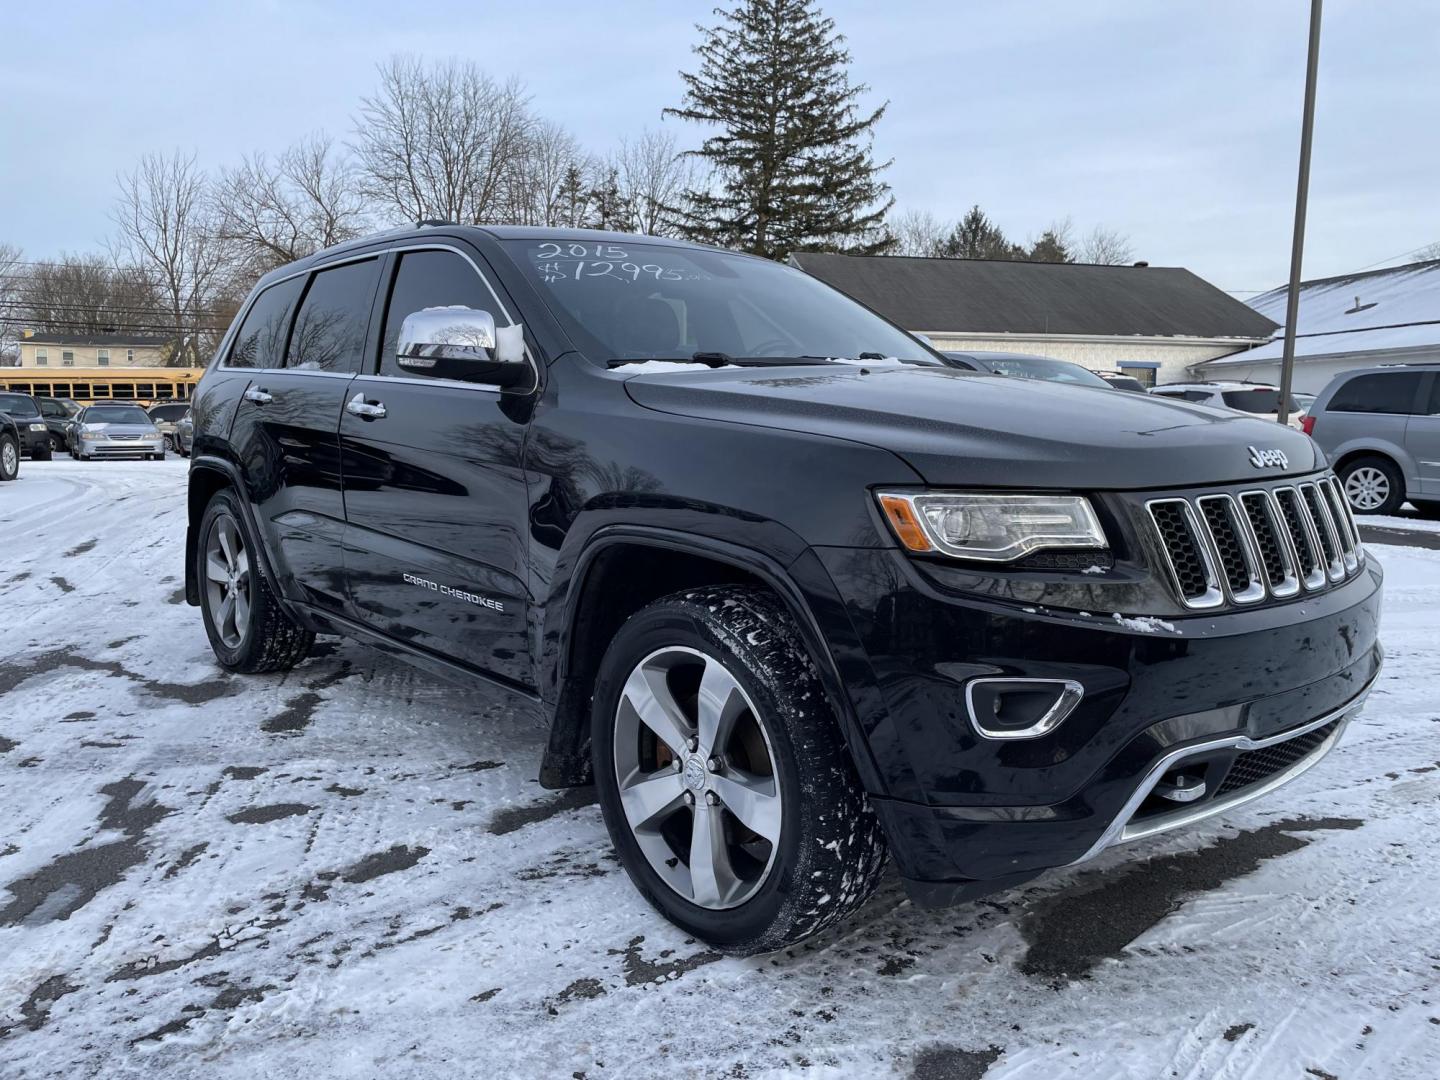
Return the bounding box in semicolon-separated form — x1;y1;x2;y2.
790;253;1278;386
16;333;170;369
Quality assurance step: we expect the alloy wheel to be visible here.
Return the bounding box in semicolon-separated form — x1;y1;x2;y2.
1345;467;1390;512
613;646;783;910
204;515;252;649
1;441;16;477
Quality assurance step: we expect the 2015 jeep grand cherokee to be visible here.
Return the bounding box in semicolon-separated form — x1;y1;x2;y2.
185;226;1383;954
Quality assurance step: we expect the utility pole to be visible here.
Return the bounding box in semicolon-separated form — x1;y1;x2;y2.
1278;0;1323;426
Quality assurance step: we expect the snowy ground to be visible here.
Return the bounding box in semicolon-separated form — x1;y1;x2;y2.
1;458;1438;1080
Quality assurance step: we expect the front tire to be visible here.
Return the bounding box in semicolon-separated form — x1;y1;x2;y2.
0;435;18;481
591;586;887;955
197;489;315;674
1340;455;1405;515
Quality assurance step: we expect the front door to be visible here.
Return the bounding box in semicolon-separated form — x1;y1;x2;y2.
226;256;383;613
339;244;535;688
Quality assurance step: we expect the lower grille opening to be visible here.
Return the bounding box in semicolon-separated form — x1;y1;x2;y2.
1214;720;1340;797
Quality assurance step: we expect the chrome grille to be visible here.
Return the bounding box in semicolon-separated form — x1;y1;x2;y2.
1147;474;1363;609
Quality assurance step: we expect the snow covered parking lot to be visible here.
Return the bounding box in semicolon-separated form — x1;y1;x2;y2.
2;458;1438;1079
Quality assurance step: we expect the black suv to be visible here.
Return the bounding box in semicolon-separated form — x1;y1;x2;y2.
185;226;1383;953
0;391;54;461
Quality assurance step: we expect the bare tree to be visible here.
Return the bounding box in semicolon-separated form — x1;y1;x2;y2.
111;151;232;365
16;253;164;336
215;133;369;276
506;119;593;227
890;208;951;257
613;129;693;237
353;56;534;225
1412;241;1440;262
1078;224;1136;265
0;243;23;364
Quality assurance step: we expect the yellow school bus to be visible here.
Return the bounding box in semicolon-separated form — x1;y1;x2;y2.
0;366;205;406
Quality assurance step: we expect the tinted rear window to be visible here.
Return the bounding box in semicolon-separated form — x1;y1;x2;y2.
288;260;381;373
1221;389;1299;414
148;404;188;420
228;276;305;369
1328;372;1422;414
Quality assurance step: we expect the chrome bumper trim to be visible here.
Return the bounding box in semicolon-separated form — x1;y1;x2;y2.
1071;661;1381;865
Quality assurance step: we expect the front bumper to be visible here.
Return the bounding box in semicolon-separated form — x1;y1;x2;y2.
809;546;1384;904
80;438;164;457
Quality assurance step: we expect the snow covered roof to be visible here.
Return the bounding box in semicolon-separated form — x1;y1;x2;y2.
1204;258;1440;367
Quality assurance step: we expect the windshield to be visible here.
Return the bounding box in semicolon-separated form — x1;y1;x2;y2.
84;406;152;425
980;355;1110;388
0;395;40;419
1222;389;1300;414
505;240;938;365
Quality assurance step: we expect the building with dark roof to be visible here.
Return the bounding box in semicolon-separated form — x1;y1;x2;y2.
789;252;1277;386
16;332;170;369
1198;258;1440;393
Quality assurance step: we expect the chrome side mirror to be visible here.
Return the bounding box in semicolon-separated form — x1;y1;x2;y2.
396;306;531;389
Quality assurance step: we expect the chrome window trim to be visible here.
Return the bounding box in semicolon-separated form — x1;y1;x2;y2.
215;241;540;395
1071;662;1379;865
1273;485;1327;591
1238;489;1301;598
1195;493;1266;604
964;677;1086;740
1299;481;1346;582
1145;497;1225;610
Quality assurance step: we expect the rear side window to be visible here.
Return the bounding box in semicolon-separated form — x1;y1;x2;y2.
287;260;382;374
1327;371;1422;414
378;250;499;377
227;277;304;369
1222;389;1298;413
149;404;188;421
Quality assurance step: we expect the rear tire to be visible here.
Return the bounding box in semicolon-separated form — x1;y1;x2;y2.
0;435;18;481
1411;500;1440;520
591;585;887;955
1340;455;1405;515
197;488;315;674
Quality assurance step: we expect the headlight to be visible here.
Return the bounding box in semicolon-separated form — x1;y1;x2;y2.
876;491;1107;562
29;422;46;432
82;430;107;439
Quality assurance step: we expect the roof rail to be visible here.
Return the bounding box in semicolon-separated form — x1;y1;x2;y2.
416;218;455;228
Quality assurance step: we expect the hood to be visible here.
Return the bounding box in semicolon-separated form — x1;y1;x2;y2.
85;422;157;435
623;365;1322;489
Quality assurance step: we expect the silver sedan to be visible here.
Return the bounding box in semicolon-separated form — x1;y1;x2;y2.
69;404;167;461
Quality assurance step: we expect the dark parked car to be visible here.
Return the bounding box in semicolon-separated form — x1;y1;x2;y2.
1091;370;1149;392
0;411;20;481
1305;363;1440;516
0;391;54;460
945;351;1115;389
37;396;81;451
185;226;1382;954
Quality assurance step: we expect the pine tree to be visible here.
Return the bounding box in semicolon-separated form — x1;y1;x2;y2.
586;167;633;231
664;0;894;260
555;164;590;228
937;206;1023;260
1026;228;1074;264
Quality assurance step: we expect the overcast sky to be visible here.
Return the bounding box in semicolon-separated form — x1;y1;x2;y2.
2;0;1435;295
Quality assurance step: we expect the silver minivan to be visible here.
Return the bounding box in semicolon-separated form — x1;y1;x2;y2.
1306;364;1440;516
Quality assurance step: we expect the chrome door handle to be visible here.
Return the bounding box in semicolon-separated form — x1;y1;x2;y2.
346;393;387;420
243;387;273;404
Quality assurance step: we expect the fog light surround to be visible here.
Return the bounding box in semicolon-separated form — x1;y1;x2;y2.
965;677;1085;740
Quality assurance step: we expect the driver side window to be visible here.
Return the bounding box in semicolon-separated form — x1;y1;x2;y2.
379;250;499;377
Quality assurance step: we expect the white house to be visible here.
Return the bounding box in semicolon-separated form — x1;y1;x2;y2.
1197;259;1440;393
789;253;1278;386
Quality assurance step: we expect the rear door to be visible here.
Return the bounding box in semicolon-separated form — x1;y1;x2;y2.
339;244;535;687
226;256;384;614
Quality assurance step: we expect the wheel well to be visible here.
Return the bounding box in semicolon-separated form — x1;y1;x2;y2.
541;543;768;788
184;466;233;605
1333;448;1398;477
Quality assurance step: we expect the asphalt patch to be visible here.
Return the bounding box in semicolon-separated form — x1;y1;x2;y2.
222;765;267;780
608;935;720;987
0;975;79;1038
341;844;431;884
0;779;171;927
1018;816;1363;981
164;842;209;880
910;1044;1003;1080
487;787;598;836
0;735;16;753
547;977;606;1013
1360;525;1440;551
226;803;314;825
260;691;324;734
0;647;232;705
64;539;97;557
49;576;75;594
